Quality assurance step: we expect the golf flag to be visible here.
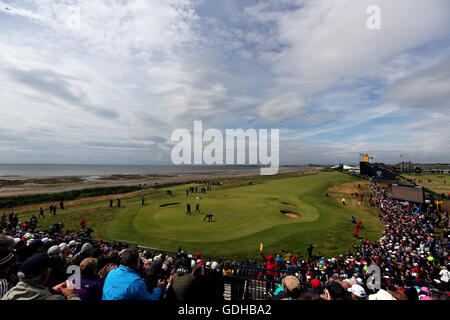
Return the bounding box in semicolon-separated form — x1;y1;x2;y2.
259;241;263;252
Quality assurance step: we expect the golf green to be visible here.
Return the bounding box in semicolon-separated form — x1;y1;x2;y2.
21;171;384;259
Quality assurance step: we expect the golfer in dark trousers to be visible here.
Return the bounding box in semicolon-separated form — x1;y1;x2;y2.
186;203;191;215
203;213;213;222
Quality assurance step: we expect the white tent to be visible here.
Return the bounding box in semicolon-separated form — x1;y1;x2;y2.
343;165;358;170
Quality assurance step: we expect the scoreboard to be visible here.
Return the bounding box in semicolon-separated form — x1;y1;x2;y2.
389;184;424;204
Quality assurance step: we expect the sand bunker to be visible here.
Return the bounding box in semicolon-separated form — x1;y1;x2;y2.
280;209;299;218
159;202;180;207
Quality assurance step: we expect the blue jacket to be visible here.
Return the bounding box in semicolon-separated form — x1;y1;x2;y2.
102;265;162;300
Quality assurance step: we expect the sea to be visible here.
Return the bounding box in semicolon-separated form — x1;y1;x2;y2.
0;164;301;177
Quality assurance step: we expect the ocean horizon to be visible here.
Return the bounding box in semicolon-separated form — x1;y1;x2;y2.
0;163;306;177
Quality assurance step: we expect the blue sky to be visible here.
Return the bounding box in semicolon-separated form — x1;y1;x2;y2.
0;0;449;165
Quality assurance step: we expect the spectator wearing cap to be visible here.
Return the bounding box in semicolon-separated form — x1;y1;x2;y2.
0;248;15;298
204;261;224;302
46;246;67;288
72;242;93;266
47;245;61;256
308;278;323;296
29;239;44;255
0;235;15;250
166;255;196;301
348;284;367;300
102;248;164;300
419;287;432;300
2;253;79;300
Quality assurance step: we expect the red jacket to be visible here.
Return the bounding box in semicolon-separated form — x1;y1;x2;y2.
291;255;298;265
261;253;278;277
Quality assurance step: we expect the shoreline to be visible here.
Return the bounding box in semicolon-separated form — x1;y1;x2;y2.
0;166;319;197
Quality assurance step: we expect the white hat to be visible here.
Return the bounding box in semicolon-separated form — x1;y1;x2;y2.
69;240;78;247
47;245;61;255
211;261;218;270
42;237;50;244
348;284;366;298
59;243;68;248
206;261;211;267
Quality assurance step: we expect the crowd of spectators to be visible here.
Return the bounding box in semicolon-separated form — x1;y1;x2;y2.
0;178;449;301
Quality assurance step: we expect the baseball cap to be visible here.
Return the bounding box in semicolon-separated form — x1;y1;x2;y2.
47;245;61;256
29;239;43;249
0;248;14;267
81;243;93;253
69;240;78;247
311;278;321;289
420;287;431;294
18;254;53;279
348;284;367;298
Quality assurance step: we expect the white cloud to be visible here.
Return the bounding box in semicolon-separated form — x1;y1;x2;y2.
383;56;450;111
0;0;448;164
257;93;306;123
249;0;448;89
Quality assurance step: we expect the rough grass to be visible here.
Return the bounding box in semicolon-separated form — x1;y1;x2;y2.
16;171;384;259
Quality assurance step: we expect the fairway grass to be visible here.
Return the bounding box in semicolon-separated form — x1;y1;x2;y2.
17;171;384;259
404;173;450;195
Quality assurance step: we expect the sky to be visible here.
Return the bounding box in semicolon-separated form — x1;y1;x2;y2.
0;0;449;165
